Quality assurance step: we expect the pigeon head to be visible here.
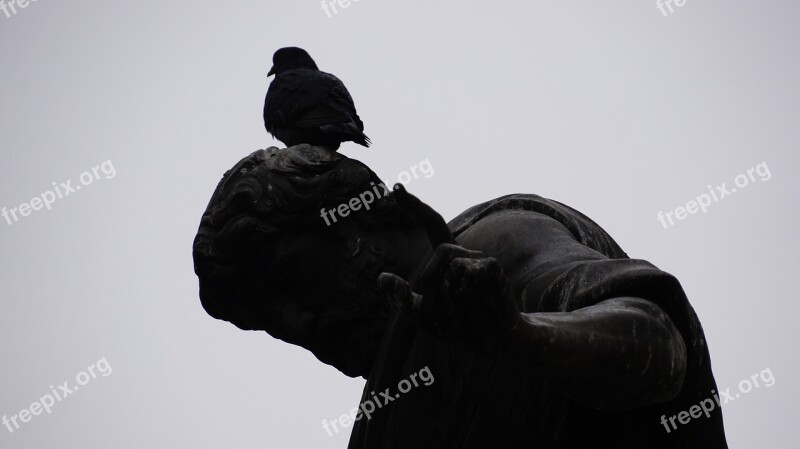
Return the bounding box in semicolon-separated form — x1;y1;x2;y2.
268;47;319;76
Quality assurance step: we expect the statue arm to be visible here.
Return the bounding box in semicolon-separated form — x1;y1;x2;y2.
507;295;687;410
454;210;688;410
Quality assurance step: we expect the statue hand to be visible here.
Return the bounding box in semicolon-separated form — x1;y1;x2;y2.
379;243;520;350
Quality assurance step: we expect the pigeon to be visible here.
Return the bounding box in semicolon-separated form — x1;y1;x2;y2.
264;47;371;150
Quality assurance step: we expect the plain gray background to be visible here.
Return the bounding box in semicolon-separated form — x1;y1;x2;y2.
1;0;797;447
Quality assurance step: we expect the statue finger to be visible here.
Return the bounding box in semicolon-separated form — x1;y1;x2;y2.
378;272;421;311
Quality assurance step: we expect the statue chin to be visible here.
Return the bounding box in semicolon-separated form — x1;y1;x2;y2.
278;338;371;379
317;350;373;379
263;316;384;379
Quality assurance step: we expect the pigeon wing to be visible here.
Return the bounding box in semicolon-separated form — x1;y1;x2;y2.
265;69;369;147
265;71;355;128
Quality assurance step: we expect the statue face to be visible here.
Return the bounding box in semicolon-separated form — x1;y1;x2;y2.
258;226;433;378
259;230;393;377
260;231;348;344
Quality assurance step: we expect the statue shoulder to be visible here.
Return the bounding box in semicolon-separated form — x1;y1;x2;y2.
449;194;628;260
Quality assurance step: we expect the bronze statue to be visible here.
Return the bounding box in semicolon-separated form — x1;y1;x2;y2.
193;144;728;448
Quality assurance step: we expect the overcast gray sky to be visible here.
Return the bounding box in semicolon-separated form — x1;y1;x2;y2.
0;0;798;447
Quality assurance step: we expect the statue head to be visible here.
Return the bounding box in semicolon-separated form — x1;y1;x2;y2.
193;145;432;377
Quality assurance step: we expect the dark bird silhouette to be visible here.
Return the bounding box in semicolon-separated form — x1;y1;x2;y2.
264;47;370;150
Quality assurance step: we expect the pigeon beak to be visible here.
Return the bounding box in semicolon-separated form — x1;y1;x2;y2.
268;66;276;77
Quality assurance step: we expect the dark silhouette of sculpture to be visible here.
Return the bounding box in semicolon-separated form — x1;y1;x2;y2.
193;144;728;448
264;47;371;149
